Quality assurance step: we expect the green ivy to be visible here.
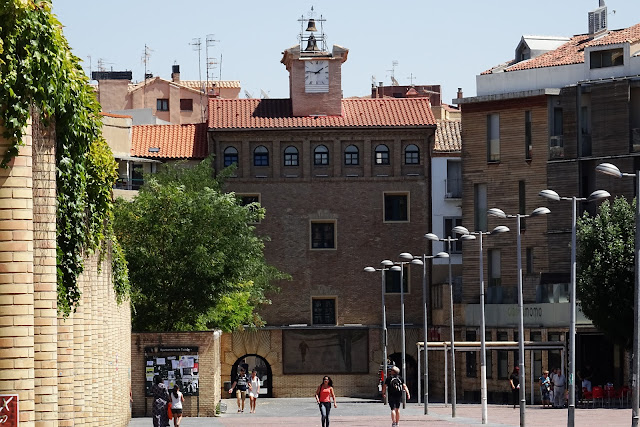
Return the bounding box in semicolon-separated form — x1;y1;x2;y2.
0;0;129;314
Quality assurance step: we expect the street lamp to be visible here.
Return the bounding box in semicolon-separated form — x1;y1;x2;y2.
488;206;550;427
452;225;510;425
364;259;395;405
539;188;609;427
393;253;421;408
399;251;449;414
424;232;464;418
596;161;639;427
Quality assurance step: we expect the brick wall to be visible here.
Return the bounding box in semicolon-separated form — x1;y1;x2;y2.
0;120;132;426
131;332;221;418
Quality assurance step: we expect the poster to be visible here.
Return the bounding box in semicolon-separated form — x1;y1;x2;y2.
144;347;199;396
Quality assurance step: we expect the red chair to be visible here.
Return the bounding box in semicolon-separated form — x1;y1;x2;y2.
592;386;604;407
604;384;617;407
582;387;593;408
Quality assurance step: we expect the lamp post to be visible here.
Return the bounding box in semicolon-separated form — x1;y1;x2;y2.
595;161;638;426
364;259;395;405
452;225;510;425
487;206;550;427
424;233;463;418
400;251;449;414
539;188;609;427
393;253;418;408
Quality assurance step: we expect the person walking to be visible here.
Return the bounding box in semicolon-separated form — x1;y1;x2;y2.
382;366;410;427
540;370;552;408
248;368;261;413
315;375;337;427
151;375;170;427
229;367;249;413
509;366;520;409
552;368;566;408
169;384;184;427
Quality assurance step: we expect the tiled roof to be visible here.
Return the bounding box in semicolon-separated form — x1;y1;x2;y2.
434;120;461;153
208;98;436;129
180;80;241;90
483;22;640;74
131;123;208;159
101;112;132;119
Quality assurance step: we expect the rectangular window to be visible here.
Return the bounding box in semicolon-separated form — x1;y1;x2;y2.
486;330;493;379
526;247;534;275
525;111;532;160
312;298;336;325
548;332;562;373
180;98;193;111
466;330;477;378
474;183;488;232
488;250;501;288
432;284;442;309
497;331;509;379
385;265;408;294
311;221;335;249
531;331;542;379
519;180;526;231
590;48;624;69
550;107;564;159
487;113;500;162
156;98;169;111
446;160;462;198
444;217;463;253
384;193;409;222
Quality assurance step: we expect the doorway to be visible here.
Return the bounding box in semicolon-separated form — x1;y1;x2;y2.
388;352;417;402
231;354;273;397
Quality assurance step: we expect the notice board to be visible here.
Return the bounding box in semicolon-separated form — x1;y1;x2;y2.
144;346;199;396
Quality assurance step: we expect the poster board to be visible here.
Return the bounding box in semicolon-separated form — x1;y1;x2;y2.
0;394;19;427
145;346;199;396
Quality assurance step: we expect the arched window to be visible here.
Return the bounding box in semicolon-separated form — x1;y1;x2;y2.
375;144;390;165
284;146;299;166
314;145;329;166
344;145;359;165
253;145;269;166
223;146;238;167
405;144;420;164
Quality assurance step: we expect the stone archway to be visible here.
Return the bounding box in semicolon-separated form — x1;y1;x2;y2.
231;354;273;398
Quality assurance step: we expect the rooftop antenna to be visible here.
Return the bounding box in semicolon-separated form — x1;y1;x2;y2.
190;37;205;122
260;89;270;99
141;44;153;108
408;73;416;86
87;55;92;79
387;60;399;86
206;34;219;94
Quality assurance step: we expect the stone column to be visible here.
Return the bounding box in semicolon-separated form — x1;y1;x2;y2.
0;121;35;425
32;115;59;426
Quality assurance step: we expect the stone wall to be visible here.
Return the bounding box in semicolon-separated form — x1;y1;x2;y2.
131;331;221;418
0;119;131;426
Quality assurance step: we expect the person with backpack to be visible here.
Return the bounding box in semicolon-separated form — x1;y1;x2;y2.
382;366;410;427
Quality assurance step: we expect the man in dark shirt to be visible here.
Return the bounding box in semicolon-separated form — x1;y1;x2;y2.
229;367;249;412
382;366;410;427
509;366;520;409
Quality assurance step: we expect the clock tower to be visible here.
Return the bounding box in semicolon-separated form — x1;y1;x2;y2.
281;12;348;117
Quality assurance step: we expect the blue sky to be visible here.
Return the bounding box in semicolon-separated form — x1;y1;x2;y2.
52;0;640;104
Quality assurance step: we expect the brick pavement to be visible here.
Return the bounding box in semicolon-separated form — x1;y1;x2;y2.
129;398;634;426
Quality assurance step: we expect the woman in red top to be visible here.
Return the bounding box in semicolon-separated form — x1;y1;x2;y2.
315;376;337;427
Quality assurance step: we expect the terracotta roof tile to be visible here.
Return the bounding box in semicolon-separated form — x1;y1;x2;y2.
434;120;461;153
208;98;436;129
483;23;640;74
131;123;208;159
180;80;241;90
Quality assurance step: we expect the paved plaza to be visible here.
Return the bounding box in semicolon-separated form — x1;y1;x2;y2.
129;397;633;426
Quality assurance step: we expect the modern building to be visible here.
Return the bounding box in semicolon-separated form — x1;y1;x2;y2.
454;2;639;402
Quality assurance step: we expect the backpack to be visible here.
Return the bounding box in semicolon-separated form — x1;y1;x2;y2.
389;377;403;396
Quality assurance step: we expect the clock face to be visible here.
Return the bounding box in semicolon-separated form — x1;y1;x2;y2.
305;60;329;92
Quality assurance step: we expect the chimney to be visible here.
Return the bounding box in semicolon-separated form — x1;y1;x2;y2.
457;87;463;99
171;64;180;82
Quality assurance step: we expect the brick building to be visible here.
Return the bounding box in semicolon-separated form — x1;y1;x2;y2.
453;5;639;403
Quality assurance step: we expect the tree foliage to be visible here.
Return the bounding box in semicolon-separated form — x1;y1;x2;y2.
113;159;288;332
577;197;635;349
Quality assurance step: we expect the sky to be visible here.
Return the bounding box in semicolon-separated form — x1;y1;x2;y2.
52;0;640;104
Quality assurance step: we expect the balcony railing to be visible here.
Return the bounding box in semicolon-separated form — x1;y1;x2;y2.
114;178;144;190
549;135;564;159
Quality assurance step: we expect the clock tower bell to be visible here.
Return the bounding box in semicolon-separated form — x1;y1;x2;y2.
281;11;348;117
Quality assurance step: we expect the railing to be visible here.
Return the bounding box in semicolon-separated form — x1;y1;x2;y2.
444;178;462;199
631;128;640;153
549;136;564;159
114;178;144;190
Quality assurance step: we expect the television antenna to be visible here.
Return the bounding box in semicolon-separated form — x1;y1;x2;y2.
206;34;220;92
387;60;399;86
190;38;205;122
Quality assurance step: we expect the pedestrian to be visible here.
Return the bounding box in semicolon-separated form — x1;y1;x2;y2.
315;375;337;427
509;366;520;409
248;368;261;413
151;375;170;427
552;368;566;408
382;366;410;427
578;364;593;392
229;367;249;413
169;384;184;427
540;370;552;408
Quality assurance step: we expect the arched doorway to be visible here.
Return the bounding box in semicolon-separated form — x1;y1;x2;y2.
231;354;273;397
388;352;418;402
